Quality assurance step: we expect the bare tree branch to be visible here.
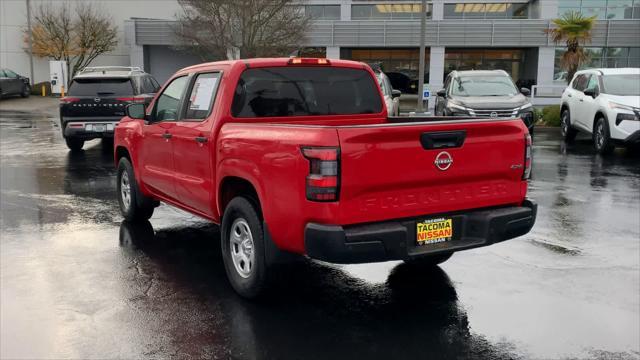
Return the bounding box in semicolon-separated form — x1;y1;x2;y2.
174;0;309;60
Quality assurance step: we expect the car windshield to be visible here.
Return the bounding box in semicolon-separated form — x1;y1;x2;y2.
69;78;133;96
602;74;640;96
232;67;382;117
451;75;518;97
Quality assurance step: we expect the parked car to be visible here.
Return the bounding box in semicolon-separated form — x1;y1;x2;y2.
0;68;30;98
374;69;401;116
114;58;537;298
560;68;640;154
59;66;160;151
435;70;535;134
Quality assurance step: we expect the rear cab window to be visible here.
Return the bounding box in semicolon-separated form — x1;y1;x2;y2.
231;66;382;117
69;78;134;96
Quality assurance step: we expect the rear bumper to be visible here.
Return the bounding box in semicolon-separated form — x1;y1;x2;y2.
62;117;122;139
304;199;537;264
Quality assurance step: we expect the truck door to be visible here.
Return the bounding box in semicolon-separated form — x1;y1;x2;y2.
139;75;189;201
172;72;221;216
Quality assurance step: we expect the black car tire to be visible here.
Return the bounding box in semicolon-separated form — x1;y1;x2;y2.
20;84;30;98
593;117;614;155
65;137;85;151
404;253;453;267
221;196;268;299
561;108;578;142
117;158;156;222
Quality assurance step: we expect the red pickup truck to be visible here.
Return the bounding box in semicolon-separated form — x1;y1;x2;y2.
114;58;536;298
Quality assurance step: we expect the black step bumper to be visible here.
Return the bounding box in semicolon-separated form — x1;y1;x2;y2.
305;200;537;264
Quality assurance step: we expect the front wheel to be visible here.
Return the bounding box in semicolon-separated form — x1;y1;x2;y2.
21;84;31;98
593;117;614;155
117;158;156;221
221;197;268;299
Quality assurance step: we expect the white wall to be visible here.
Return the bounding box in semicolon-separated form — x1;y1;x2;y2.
0;0;181;83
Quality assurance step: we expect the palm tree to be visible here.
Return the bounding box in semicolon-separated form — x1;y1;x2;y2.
546;11;597;84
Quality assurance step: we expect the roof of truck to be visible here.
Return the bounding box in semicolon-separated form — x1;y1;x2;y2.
179;58;369;73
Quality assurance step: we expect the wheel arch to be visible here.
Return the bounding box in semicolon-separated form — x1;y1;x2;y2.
593;110;608;132
115;146;131;167
218;176;263;220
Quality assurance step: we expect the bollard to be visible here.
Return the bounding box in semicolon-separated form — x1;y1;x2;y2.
41;84;45;97
61;86;65;98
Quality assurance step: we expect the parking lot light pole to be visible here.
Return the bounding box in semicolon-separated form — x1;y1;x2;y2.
416;0;427;113
26;0;35;86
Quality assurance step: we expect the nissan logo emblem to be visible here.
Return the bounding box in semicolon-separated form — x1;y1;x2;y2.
434;151;453;171
490;111;498;117
94;97;101;102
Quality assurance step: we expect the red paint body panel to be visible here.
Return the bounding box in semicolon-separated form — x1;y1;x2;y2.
114;58;530;256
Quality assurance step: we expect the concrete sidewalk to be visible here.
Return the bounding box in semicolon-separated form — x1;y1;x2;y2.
0;96;59;117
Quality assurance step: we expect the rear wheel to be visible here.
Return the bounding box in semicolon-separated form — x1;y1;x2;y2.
593;117;614;155
117;158;156;221
65;137;85;151
221;197;268;299
561;109;578;142
405;253;453;267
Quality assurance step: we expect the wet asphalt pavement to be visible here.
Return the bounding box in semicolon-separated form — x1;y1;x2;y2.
1;100;639;359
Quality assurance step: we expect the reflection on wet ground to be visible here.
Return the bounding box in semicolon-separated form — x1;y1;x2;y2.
1;108;639;359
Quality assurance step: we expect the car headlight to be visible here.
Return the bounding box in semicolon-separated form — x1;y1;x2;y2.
447;101;469;113
608;101;639;112
516;103;532;111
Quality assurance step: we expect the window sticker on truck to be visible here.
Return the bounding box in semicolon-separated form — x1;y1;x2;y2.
417;218;453;245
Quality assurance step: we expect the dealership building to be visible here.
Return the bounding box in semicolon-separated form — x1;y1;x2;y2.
2;0;640;107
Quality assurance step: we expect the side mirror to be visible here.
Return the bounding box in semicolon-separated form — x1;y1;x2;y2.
584;87;598;98
437;89;446;98
126;103;146;120
391;89;401;99
520;87;531;96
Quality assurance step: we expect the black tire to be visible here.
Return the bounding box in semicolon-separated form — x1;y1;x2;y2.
20;84;31;98
117;158;156;221
561;108;578;142
404;253;453;267
65;137;85;151
593;117;615;155
221;197;268;299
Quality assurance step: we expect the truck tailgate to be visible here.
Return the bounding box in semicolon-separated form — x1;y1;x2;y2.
336;118;528;225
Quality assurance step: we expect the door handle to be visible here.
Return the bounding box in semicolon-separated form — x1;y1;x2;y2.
579;99;584;102
162;133;172;139
567;94;572;97
195;136;208;143
421;131;466;150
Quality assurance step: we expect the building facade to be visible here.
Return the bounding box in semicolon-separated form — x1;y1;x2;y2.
2;0;639;108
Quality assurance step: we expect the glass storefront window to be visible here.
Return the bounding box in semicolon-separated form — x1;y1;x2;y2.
554;47;640;79
351;3;432;20
444;49;524;82
343;48;429;94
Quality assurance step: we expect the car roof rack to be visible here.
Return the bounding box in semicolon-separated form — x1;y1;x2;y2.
78;66;144;75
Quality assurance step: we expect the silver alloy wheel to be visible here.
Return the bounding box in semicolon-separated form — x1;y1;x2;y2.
229;218;255;278
596;121;605;149
561;112;569;137
120;171;131;211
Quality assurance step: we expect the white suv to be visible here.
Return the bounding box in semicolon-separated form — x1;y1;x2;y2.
560;68;640;154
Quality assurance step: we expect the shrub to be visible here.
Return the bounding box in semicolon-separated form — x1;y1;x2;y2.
542;105;561;127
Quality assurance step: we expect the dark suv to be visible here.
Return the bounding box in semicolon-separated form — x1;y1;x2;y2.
435;70;535;134
60;66;160;151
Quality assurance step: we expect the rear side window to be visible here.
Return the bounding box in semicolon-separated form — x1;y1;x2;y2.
184;72;221;120
571;74;589;91
69;78;133;96
231;67;382;117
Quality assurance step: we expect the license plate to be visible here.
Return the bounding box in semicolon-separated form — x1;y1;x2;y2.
416;218;453;246
93;125;105;132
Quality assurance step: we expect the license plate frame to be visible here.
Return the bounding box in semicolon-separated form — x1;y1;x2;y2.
416;217;453;246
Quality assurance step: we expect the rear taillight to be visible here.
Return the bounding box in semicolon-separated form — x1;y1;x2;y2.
60;97;80;104
523;133;532;180
302;147;339;202
116;97;146;103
